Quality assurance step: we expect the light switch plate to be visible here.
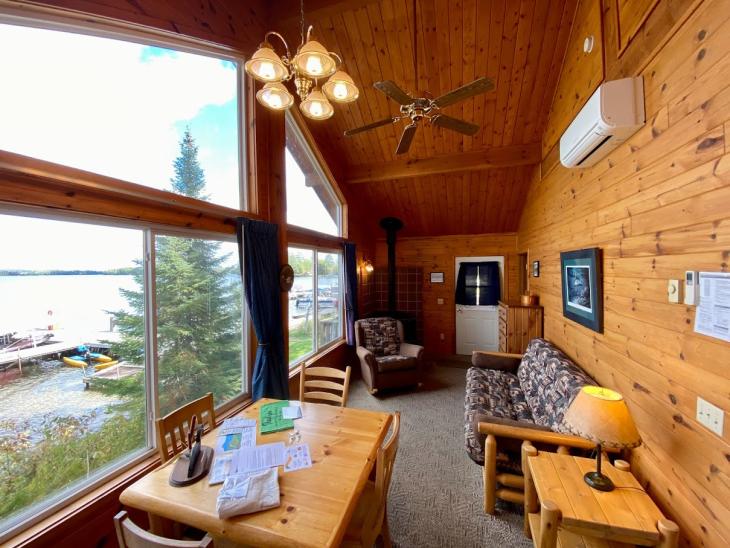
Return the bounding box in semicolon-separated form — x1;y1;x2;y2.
697;397;724;436
437;298;444;305
667;279;680;303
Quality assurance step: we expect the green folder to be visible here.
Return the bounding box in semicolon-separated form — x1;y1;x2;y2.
260;400;294;434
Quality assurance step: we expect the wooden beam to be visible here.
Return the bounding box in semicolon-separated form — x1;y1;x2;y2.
344;143;541;183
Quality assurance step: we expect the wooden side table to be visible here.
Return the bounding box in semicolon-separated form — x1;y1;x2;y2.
524;448;679;548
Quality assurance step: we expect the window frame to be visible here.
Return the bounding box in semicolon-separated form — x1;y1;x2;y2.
287;244;345;369
284;111;345;237
0;209;251;542
0;7;249;213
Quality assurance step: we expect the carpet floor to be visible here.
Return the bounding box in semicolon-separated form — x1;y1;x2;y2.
347;365;531;548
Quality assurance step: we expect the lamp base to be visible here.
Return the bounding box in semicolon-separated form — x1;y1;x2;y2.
584;471;615;492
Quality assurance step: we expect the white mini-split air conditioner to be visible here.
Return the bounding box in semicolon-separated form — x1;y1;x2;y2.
559;77;645;168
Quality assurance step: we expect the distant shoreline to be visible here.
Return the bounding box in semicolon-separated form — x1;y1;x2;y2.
0;269;140;277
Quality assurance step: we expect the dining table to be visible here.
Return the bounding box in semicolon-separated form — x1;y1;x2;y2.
119;398;393;548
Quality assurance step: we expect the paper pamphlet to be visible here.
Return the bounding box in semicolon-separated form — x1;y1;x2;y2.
235;442;286;473
260;401;294;434
284;443;312;472
209;418;257;485
694;272;730;342
282;405;302;420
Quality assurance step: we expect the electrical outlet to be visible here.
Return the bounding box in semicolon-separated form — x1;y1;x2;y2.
697;397;724;436
437;298;444;305
439;333;445;341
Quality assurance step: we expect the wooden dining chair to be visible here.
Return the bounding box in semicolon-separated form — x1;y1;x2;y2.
156;392;216;463
343;411;401;548
299;364;352;407
114;511;213;547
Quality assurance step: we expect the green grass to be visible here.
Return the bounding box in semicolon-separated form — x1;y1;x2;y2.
289;321;313;364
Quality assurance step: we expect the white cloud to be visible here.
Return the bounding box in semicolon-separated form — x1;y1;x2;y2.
0;24;238;206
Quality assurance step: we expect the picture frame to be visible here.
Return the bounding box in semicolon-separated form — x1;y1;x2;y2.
560;248;603;333
532;260;540;277
430;272;444;283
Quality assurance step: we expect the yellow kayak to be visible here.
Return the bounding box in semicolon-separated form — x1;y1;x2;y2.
63;356;119;370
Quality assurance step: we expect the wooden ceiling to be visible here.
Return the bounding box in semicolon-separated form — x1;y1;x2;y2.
270;0;579;236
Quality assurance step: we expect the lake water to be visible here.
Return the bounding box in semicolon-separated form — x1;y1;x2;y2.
0;275;136;440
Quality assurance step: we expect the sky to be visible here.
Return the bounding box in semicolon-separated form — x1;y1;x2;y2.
0;23;338;270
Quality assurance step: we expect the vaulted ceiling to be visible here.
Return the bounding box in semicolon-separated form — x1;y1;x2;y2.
270;0;579;236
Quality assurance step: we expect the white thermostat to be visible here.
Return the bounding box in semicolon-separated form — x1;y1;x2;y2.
684;271;699;305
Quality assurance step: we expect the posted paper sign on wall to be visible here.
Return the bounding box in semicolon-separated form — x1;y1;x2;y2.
694;272;730;343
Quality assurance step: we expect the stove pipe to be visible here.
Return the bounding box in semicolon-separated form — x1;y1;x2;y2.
379;217;404;314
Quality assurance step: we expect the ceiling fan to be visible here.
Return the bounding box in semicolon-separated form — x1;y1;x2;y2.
343;0;495;155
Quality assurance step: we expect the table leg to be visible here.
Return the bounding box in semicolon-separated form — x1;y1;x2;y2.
657;518;680;548
538;500;560;548
522;442;538;538
147;512;176;537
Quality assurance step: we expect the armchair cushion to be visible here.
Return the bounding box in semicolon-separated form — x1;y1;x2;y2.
359;317;400;356
375;355;417;372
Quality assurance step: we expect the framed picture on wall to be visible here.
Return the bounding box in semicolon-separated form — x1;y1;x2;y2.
560;248;603;333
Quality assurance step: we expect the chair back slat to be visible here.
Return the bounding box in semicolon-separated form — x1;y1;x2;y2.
114;510;213;547
156;392;216;463
299;364;351;407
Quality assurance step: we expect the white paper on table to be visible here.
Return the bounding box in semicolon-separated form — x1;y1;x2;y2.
694;272;730;342
209;453;234;485
284;443;312;472
220;418;256;435
282;406;302;420
215;424;256;454
235;442;286;473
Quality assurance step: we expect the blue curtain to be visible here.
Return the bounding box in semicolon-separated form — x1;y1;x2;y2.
236;218;289;401
343;243;359;345
455;261;500;306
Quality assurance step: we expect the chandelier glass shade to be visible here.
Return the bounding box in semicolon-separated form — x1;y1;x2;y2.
245;26;358;118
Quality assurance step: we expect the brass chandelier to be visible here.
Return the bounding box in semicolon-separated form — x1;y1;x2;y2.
244;1;359;120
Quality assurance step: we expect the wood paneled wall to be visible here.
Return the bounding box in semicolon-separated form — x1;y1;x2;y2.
518;1;730;546
374;233;518;355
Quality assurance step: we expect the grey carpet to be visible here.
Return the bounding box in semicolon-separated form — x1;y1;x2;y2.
347;365;531;548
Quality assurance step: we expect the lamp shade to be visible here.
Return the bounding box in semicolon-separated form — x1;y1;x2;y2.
300;88;334;120
563;386;641;450
256;82;294;110
293;40;337;78
323;70;359;103
244;44;288;83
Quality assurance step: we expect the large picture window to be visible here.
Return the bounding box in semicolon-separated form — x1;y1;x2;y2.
0;23;243;209
285;114;342;236
288;247;343;366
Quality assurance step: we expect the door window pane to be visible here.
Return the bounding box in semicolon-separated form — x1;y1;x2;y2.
154;237;244;416
0;24;242;209
285;114;341;235
317;252;342;348
0;214;146;531
288;248;315;365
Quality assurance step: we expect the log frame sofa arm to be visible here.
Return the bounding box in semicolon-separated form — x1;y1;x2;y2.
479;421;621;514
471;350;523;372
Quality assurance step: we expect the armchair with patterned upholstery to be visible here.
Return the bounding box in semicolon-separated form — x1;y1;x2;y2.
355;317;423;394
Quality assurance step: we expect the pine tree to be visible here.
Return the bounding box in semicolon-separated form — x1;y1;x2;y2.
112;129;243;415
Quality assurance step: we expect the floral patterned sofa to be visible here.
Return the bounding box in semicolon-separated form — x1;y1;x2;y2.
464;338;595;464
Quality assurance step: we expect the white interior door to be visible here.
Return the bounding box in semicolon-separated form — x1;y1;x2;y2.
455;256;503;355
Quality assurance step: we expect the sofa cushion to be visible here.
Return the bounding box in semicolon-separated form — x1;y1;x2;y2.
464;367;534;463
375;355;416;372
516;338;595;431
359;317;400;356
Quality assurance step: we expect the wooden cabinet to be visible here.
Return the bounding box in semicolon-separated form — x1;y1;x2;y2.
498;301;543;354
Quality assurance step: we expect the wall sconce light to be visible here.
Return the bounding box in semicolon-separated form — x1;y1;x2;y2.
363;259;374;274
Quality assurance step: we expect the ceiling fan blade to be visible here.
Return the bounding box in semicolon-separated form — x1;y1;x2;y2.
344;117;399;136
432;76;495;108
374;80;414;105
432;114;480;136
395;123;418;155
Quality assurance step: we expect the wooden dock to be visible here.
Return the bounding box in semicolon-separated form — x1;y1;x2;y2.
83;363;143;387
0;341;81;367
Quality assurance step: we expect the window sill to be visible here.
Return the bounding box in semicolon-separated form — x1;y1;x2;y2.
8;396;254;547
289;338;348;380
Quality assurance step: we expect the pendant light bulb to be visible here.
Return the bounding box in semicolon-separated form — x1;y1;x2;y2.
256;82;294;111
323;70;359;103
300;88;334;120
294;39;337;78
244;43;289;83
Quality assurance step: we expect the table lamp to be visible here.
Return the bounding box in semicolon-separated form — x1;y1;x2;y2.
563;386;642;492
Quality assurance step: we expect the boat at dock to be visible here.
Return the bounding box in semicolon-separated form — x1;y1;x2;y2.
62;356;119;370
